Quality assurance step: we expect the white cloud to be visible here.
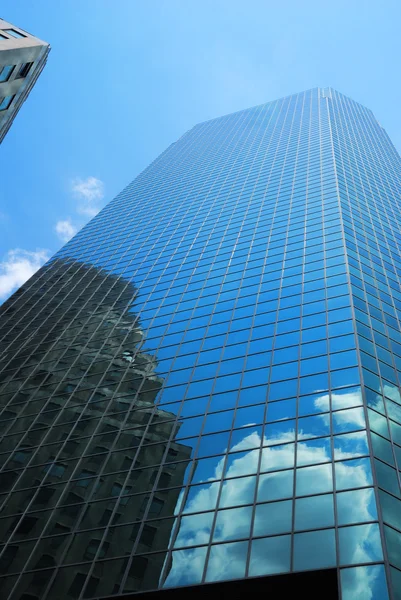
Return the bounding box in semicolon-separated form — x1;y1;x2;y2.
53;176;105;244
55;218;78;242
0;248;50;301
71;176;105;217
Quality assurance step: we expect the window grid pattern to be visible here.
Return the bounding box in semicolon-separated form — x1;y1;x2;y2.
329;88;401;600
0;88;394;600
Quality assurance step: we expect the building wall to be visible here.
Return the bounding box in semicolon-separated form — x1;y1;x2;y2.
0;18;50;143
329;88;401;599
0;88;396;600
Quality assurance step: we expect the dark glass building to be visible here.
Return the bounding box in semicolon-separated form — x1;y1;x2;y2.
0;87;400;600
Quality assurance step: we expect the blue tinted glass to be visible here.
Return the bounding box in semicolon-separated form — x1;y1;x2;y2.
253;500;292;536
205;541;248;582
335;458;373;490
337;488;378;525
339;524;383;565
334;431;369;460
295;494;334;530
2;87;401;595
293;529;336;571
0;65;14;82
341;565;389;600
164;547;208;587
257;470;294;501
296;463;333;495
249;535;291;576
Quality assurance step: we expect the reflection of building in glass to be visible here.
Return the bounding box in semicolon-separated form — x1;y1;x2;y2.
0;88;401;599
0;262;191;599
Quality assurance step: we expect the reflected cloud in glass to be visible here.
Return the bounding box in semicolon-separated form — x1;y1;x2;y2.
297;437;331;466
213;506;252;542
335;458;373;491
164;546;207;588
205;540;248;582
337;488;378;525
295;494;334;530
334;431;369;460
339;524;383;565
333;408;365;434
293;529;336;571
341;565;389;600
296;463;333;495
249;535;291;577
297;413;330;440
253;500;292;536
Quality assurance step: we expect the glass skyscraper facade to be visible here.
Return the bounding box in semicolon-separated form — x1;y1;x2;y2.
0;87;400;600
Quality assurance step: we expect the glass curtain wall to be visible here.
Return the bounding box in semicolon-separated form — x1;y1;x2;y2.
0;88;397;600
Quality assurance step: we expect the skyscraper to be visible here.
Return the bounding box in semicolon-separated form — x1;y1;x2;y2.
0;87;400;600
0;17;50;143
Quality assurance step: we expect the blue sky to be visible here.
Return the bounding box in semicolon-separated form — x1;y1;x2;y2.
1;0;400;301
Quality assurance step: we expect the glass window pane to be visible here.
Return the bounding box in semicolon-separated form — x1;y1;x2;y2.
293;529;336;571
384;525;401;570
257;470;294;502
339;524;383;565
298;414;330;440
390;567;401;600
0;65;14;82
213;506;253;542
260;443;295;472
337;488;378;525
332;408;365;434
334;431;369;460
253;500;292;536
379;490;401;531
332;386;362;410
335;458;373;491
297;437;331;466
174;512;214;548
341;565;389;600
296;463;333;495
164;546;207;588
249;535;291;577
219;476;256;508
295;494;334;530
205;540;248;582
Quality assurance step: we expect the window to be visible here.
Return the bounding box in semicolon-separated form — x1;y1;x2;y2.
84;539;109;560
16;61;33;78
0;545;18;573
130;523;157;546
12;449;32;464
42;461;66;478
75;469;95;487
3;29;26;38
127;556;148;581
12;516;37;535
32;487;55;506
68;574;99;598
0;33;8;39
0;95;15;111
98;508;121;526
0;65;14;82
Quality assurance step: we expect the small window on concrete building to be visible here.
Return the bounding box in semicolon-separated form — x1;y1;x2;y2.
4;29;26;38
0;95;14;111
16;62;33;78
0;65;14;82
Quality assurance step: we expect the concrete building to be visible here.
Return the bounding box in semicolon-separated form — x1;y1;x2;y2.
0;17;50;143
